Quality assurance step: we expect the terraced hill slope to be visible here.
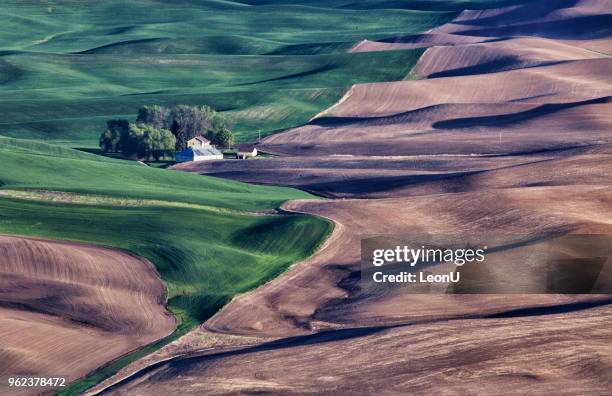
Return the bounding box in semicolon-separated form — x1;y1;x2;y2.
182;0;612;196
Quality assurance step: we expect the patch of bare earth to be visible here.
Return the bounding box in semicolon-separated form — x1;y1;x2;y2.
0;236;175;393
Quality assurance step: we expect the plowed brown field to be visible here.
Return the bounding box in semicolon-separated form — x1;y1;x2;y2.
103;0;612;394
0;236;175;385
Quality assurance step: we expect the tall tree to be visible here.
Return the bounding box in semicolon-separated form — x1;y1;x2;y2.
167;104;232;151
120;124;176;160
213;127;235;149
136;105;168;130
123;123;146;158
143;125;176;161
169;105;208;151
99;119;129;153
132;104;230;152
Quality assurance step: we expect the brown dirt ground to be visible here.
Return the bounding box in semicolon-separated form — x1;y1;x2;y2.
0;236;175;389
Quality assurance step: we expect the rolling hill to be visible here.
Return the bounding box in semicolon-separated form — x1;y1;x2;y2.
2;1;585;395
128;0;612;394
0;0;462;146
0;136;332;394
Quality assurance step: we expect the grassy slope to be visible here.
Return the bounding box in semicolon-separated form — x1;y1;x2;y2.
0;137;327;307
0;137;333;393
0;136;313;210
0;0;455;145
0;197;331;327
0;49;425;144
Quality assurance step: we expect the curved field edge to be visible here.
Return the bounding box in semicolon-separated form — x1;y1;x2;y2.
0;195;334;395
0;234;177;391
0;138;334;393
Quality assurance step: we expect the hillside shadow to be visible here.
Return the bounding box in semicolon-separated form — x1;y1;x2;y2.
303;171;478;197
427;59;567;78
432;97;611;129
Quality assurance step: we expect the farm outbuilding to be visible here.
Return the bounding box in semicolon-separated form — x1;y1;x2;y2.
236;146;258;159
175;146;223;162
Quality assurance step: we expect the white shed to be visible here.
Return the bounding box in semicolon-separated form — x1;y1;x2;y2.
175;146;223;162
